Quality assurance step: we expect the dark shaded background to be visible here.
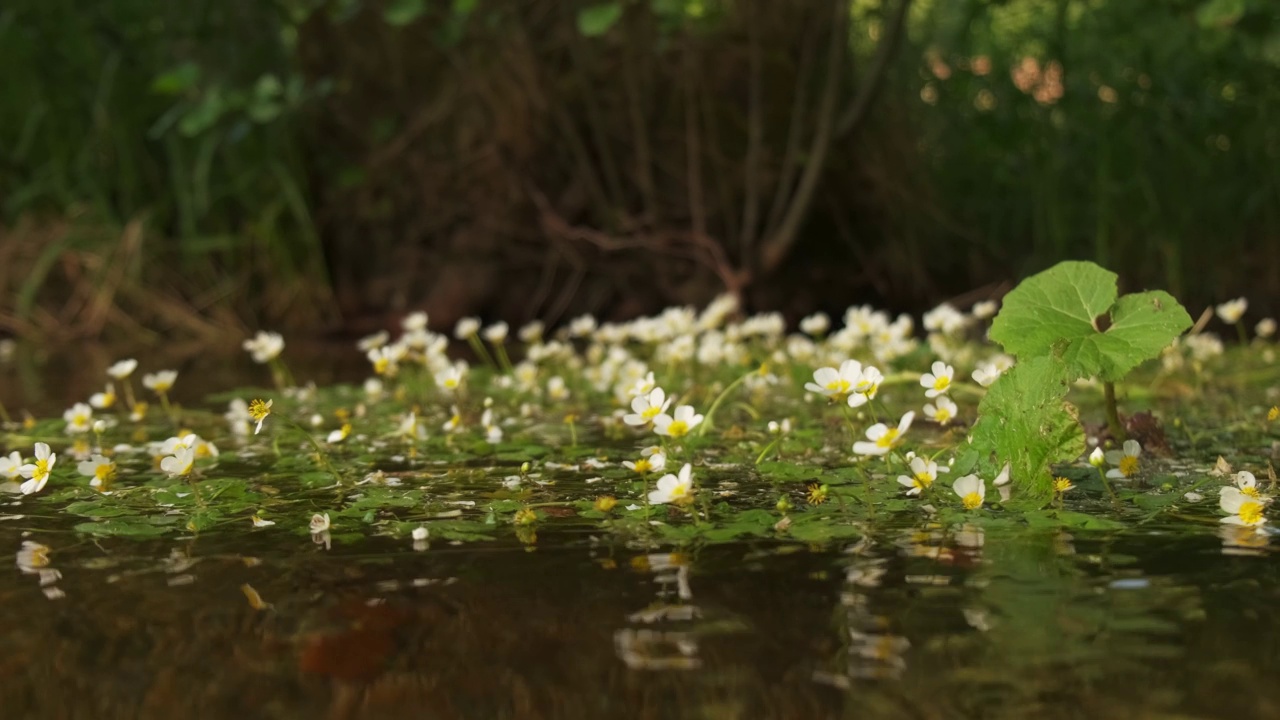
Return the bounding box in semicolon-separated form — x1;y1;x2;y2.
2;0;1278;341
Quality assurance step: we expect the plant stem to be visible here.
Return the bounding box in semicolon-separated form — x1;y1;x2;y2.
697;367;756;437
1103;381;1126;442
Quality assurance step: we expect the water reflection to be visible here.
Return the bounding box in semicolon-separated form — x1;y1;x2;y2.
0;523;1277;717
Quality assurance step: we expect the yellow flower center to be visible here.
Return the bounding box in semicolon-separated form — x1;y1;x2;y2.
632;459;652;474
1118;456;1139;477
1241;486;1260;498
962;491;983;510
73;412;89;426
444;378;459;389
825;379;851;396
934;408;952;423
932;376;950;392
876;429;900;448
914;472;934;488
665;420;689;437
248;399;271;422
1269;406;1279;422
101;391;116;408
33;459;49;481
1053;477;1073;493
641;406;662;421
95;464;114;482
373;357;390;375
1239;501;1264;526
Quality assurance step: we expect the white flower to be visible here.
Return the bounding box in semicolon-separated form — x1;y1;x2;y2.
624;388;671;426
569;314;597;337
653;405;703;438
800;312;830;336
972;363;1002;387
920;361;954;398
767;419;792;435
326;424;352;444
624;449;667;474
546;376;570;402
1088;446;1105;467
923;396;958;425
251;515;276;527
63;403;93;434
160;445;195;477
0;451;22;480
143;370;178;394
89;383;117;409
1232;471;1267;499
397;412;428;441
953;474;985;510
649;463;694;505
403;311;429;332
1216;297;1248;324
847;366;884;408
923;304;969;334
897;456;941;495
411;526;429;541
481;409;503;444
853;412;914;456
1104;440;1142;480
242;331;285;364
357;330;390;352
437;363;468;392
971;300;998;319
310;513;331;534
454;317;481;340
1220;487;1266;527
77;455;115;488
367;345;404;377
805;360;863;402
107;359;138;379
519;320;545;343
364;377;384;399
19;443;57;494
1256;318;1276;339
482;322;509;343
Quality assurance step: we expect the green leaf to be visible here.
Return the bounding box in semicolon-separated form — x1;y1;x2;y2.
967;355;1085;497
74;520;172;537
1196;0;1246;28
577;3;623;36
989;261;1191;382
151;62;201;95
384;0;426;27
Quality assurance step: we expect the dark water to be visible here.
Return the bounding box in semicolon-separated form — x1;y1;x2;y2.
4;516;1276;719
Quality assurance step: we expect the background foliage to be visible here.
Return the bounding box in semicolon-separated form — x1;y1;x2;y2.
2;0;1277;340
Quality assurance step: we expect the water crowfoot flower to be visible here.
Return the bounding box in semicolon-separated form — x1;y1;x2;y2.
897;456;941;496
77;455;116;490
853;412;914;456
653;405;704;438
1220;487;1267;527
1105;440;1142;480
63;403;93;434
624;388;671;427
89;383;117;410
243;331;285;364
649;463;695;505
160;445;196;477
1216;297;1247;324
19;443;56;495
953;474;986;510
923;396;958;425
248;399;272;434
805;360;863;403
624;447;666;475
919;361;955;398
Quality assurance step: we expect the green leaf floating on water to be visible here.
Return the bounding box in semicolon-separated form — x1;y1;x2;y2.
967;356;1085;497
989;261;1192;382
